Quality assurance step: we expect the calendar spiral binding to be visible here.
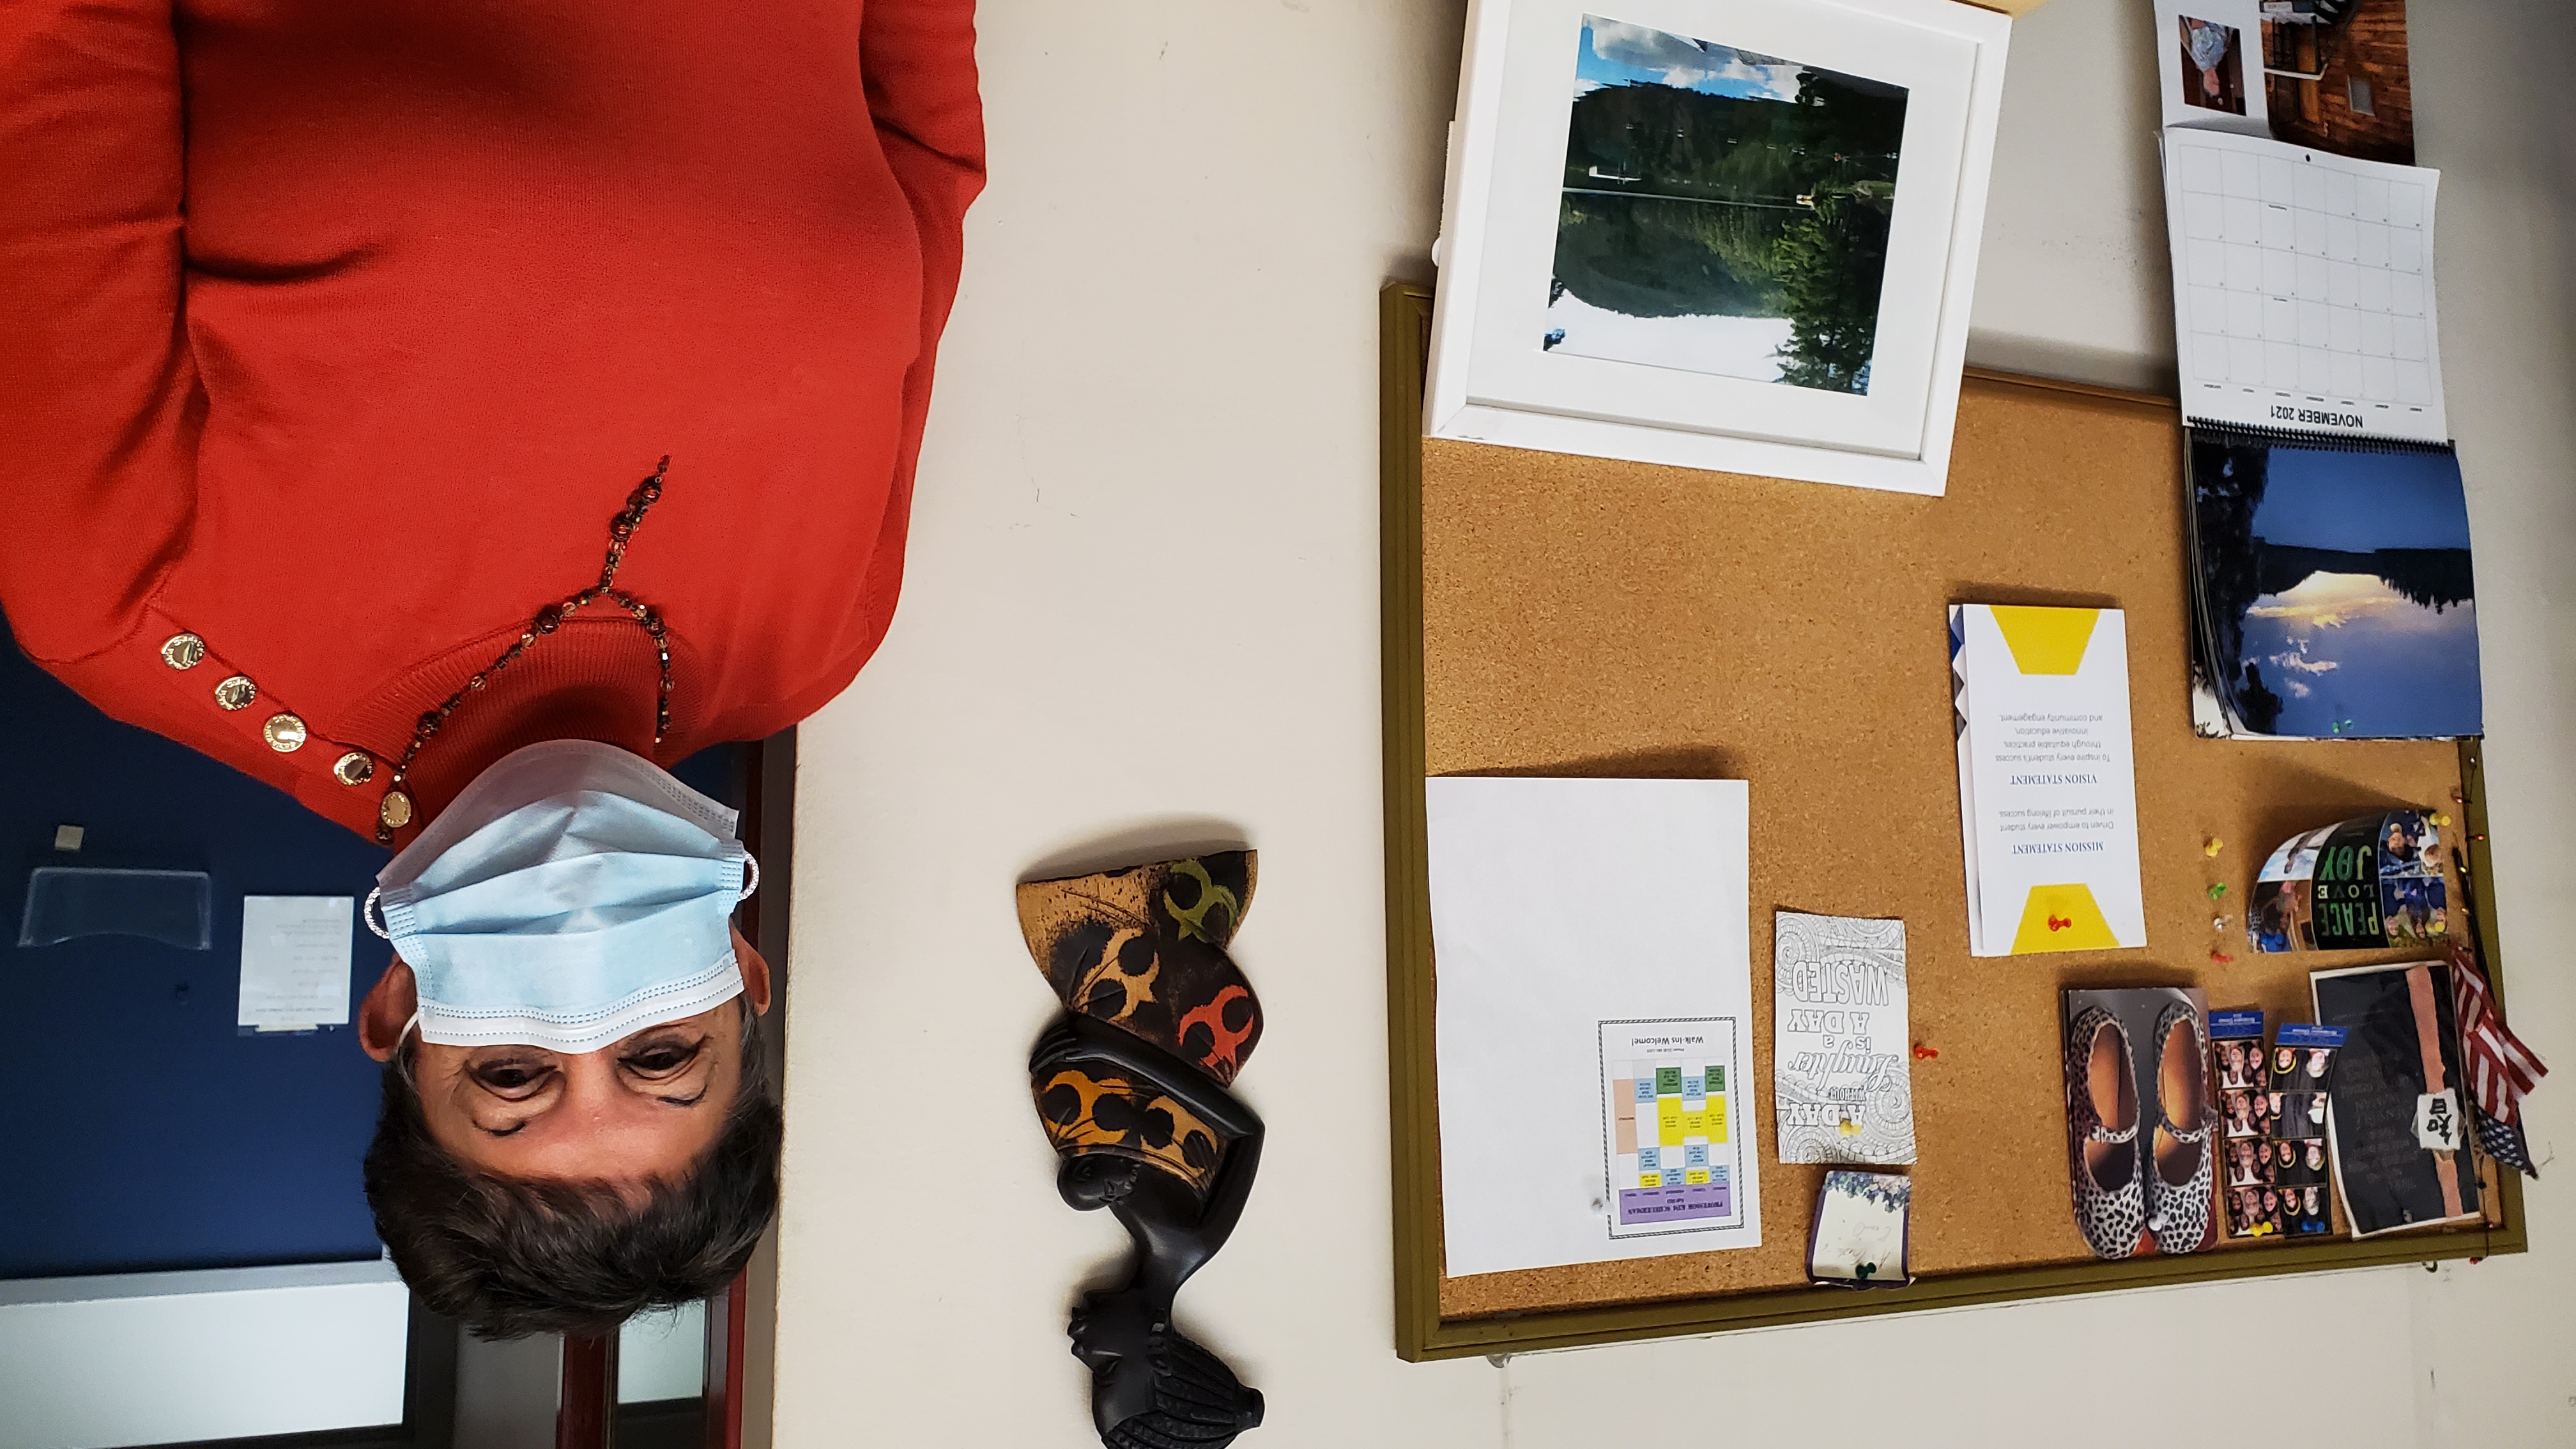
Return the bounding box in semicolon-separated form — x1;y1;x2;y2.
2183;418;2457;457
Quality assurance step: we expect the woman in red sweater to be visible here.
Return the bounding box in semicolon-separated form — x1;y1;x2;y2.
1;0;982;1335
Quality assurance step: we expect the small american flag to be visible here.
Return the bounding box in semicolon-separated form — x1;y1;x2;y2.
2475;1111;2537;1179
2450;949;2546;1122
2449;947;2546;1177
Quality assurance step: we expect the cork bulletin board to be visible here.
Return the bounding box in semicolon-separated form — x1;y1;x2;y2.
1377;284;2525;1361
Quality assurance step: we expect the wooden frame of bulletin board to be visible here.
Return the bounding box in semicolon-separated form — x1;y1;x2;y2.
1377;283;2527;1361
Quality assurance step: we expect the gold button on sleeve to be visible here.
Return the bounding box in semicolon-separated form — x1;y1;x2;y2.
160;633;206;670
334;751;376;786
261;713;308;752
213;675;257;710
378;790;415;830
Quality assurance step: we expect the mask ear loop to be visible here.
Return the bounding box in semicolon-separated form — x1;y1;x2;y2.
738;850;760;903
360;890;422;1057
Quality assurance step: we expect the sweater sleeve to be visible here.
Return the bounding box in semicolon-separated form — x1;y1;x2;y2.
0;0;198;667
846;0;985;663
861;0;986;201
860;0;984;381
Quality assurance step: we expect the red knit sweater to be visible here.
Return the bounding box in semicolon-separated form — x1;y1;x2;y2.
0;0;983;843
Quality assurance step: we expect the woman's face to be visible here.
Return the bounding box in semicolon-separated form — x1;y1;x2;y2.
2308;1050;2332;1078
356;928;772;1190
1057;1154;1142;1211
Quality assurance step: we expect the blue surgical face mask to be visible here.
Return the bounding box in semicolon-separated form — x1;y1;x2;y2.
364;740;756;1053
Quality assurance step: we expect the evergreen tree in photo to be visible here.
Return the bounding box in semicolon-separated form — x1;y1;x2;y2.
1767;200;1888;394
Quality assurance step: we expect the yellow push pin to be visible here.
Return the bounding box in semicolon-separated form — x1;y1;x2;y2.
2204;837;2225;858
2429;811;2453;827
1838;1117;1862;1137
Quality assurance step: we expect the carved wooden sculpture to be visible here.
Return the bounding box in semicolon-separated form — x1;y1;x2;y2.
1021;852;1266;1449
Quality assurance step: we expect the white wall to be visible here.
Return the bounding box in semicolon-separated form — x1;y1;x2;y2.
770;1;2576;1445
0;1264;408;1449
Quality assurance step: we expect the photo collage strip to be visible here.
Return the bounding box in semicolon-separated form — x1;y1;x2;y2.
2214;1012;2345;1238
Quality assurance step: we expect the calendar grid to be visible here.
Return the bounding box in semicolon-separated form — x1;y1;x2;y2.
2165;130;2445;442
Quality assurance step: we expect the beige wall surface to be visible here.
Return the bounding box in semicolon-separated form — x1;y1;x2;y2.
772;2;2575;1445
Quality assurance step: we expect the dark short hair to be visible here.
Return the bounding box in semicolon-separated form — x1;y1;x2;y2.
364;1007;780;1339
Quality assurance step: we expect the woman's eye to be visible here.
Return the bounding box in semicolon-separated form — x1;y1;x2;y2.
475;1061;550;1093
625;1041;701;1075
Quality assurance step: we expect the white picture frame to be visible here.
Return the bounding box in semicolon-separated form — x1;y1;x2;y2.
1425;0;2012;495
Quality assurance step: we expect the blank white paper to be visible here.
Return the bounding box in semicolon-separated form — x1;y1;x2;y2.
238;896;354;1032
1427;776;1759;1277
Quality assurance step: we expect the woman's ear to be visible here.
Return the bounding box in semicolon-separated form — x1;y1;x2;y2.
733;926;774;1015
358;958;418;1062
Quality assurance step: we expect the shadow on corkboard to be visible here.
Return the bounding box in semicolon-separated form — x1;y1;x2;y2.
1437;744;1742;781
1945;583;2123;611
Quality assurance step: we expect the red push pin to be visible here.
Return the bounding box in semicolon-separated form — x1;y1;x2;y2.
2210;950;2235;964
1912;1043;1939;1060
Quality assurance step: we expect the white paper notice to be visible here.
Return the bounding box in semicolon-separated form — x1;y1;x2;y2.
239;896;354;1032
1427;776;1760;1276
1951;605;2147;957
1772;912;1914;1165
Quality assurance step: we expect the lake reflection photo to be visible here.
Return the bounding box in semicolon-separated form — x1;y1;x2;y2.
1545;16;1908;394
2190;435;2481;738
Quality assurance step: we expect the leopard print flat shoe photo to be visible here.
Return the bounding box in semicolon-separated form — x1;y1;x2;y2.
2145;1000;2216;1254
2065;1004;2145;1259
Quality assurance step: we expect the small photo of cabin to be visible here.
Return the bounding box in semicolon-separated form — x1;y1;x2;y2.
2259;0;2414;166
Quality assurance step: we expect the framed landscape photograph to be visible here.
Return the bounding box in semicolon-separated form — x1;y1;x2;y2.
1425;0;2011;494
